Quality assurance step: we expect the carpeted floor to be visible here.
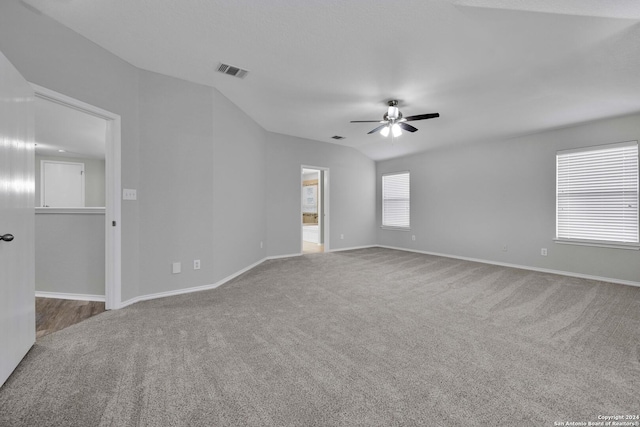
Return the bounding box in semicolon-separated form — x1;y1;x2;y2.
1;248;639;426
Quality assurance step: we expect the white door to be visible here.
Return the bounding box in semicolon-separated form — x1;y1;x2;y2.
0;50;36;386
41;160;85;207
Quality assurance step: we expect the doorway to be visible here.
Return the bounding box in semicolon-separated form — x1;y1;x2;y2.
301;166;329;254
32;84;121;311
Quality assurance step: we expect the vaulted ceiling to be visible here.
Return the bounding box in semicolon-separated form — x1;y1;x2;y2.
23;0;640;160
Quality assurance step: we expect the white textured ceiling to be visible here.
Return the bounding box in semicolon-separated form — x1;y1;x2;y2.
35;97;106;160
452;0;640;20
22;0;640;160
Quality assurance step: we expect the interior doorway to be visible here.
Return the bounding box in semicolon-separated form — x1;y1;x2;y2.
32;84;121;311
301;166;329;254
33;95;108;335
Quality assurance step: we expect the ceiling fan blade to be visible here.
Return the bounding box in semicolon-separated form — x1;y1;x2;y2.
367;124;389;134
350;120;385;123
404;113;440;121
398;122;418;133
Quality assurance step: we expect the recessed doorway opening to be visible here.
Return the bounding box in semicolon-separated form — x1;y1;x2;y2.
301;166;329;254
32;84;121;311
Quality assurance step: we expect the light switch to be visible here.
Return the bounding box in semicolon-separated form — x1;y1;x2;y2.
123;189;137;200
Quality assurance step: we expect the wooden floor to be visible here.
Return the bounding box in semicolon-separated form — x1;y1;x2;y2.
303;241;324;254
36;297;105;339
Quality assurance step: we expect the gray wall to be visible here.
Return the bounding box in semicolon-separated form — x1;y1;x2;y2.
0;1;268;302
0;0;141;301
137;70;216;295
377;113;640;283
35;213;105;295
35;155;106;207
212;88;267;281
4;0;633;304
266;133;377;256
136;71;267;295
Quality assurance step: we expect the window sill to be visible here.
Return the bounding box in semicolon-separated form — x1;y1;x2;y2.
381;226;411;231
554;238;640;251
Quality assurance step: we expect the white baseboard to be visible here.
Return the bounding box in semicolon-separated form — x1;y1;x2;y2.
116;246;375;309
35;291;106;302
327;245;377;253
265;253;302;260
377;245;640;288
118;257;268;309
116;242;637;311
267;245;376;257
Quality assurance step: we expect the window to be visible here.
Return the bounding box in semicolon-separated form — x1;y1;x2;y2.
382;171;410;229
556;141;638;246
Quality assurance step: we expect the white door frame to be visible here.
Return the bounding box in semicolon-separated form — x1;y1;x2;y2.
31;83;122;310
301;165;330;253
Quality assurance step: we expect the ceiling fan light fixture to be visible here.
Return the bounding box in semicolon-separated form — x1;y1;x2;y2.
350;99;439;138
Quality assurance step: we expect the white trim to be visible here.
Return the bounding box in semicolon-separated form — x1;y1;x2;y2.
105;112;122;310
301;165;330;253
118;253;314;309
266;253;303;260
31;83;122;311
327;245;377;253
35;291;105;302
555;141;638;244
116;247;374;309
60;241;639;313
377;245;640;288
554;239;639;250
381;170;411;177
381;171;411;229
119;257;268;309
556;139;637;155
30;84;117;120
36;207;105;214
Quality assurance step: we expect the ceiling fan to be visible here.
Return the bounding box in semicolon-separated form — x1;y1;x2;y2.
350;100;439;137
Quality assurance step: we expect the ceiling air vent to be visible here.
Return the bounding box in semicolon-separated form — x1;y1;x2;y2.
217;63;249;79
331;135;345;140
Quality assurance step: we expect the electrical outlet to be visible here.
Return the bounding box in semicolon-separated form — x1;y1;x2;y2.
541;248;548;256
340;234;344;240
502;244;508;252
260;241;263;249
172;262;181;274
412;235;416;241
193;259;201;270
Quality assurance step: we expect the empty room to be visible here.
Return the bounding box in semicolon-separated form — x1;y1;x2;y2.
1;1;639;426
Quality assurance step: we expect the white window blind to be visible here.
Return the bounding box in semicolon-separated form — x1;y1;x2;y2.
382;172;410;228
556;141;638;244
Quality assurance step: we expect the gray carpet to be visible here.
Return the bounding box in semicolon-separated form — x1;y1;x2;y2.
1;248;639;426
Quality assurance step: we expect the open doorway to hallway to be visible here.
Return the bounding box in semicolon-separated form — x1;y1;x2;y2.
301;166;329;254
33;93;108;336
30;84;122;339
